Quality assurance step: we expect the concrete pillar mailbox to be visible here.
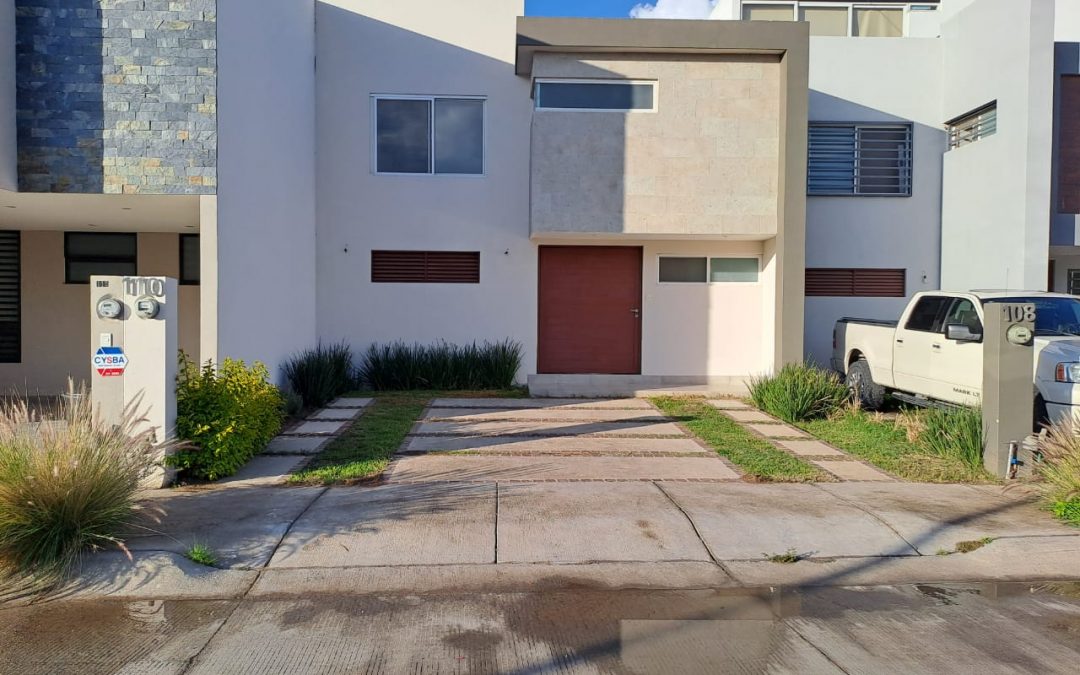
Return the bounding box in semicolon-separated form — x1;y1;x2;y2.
982;303;1035;479
90;276;179;488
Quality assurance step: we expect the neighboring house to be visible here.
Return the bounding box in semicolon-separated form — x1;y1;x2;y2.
711;0;1080;362
0;0;1075;396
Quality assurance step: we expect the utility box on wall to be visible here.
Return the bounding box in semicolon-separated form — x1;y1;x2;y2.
90;276;178;488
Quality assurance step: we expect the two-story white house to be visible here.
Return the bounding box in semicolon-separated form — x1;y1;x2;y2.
711;0;1080;362
0;0;1077;397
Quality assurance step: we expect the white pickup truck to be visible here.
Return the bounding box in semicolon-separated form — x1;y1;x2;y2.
832;291;1080;424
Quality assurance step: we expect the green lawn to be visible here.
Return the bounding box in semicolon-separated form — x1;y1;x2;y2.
651;397;828;482
799;410;994;484
288;389;525;485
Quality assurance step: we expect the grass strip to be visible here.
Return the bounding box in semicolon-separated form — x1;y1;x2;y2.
651;397;827;482
799;410;993;484
288;389;525;485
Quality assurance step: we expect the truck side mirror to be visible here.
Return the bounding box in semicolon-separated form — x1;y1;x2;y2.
945;323;982;342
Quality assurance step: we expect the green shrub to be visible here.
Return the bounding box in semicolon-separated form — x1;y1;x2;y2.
283;388;304;419
1035;419;1080;524
170;355;284;481
748;363;848;423
358;339;523;391
919;405;984;471
283;342;354;409
0;383;160;586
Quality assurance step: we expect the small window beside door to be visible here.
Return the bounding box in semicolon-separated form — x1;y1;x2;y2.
180;234;199;285
658;257;759;284
64;232;137;284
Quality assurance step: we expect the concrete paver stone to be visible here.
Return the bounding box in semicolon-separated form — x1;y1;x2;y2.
263;436;328;456
421;408;669;423
746;423;809;439
307;407;362;421
285;420;350;436
706;399;750;410
413;420;687;437
327;397;373;409
775;440;846;457
401;435;710;455
430;398;654;409
724;410;776;423
385;455;740;482
216;455;306;487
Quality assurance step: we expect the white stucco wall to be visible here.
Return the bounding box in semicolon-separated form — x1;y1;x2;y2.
939;0;1056;292
215;0;317;381
314;0;536;380
1056;0;1080;42
0;0;16;192
803;37;946;364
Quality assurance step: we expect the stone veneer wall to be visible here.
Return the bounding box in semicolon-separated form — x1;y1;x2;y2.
530;53;782;237
15;0;216;194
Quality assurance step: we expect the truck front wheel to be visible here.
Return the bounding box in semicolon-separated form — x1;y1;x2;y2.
848;359;886;411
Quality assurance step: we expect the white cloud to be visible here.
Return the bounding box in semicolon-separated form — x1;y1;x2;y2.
629;0;718;20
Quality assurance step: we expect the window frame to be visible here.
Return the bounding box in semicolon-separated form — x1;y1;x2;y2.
534;79;659;114
903;295;953;333
807;121;914;197
738;1;918;37
179;233;199;286
371;94;487;177
657;255;762;285
64;232;138;285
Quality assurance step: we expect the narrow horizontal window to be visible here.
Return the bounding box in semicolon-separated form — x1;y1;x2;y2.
180;234;199;285
742;3;794;22
374;96;485;175
535;81;655;112
710;258;759;283
808;123;912;196
806;268;906;297
0;231;20;364
371;251;480;284
853;8;903;37
659;257;707;283
946;102;997;150
65;232;137;284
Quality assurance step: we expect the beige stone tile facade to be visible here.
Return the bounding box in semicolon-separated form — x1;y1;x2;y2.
531;53;781;237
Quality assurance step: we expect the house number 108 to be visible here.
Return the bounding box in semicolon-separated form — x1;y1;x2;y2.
1000;304;1035;323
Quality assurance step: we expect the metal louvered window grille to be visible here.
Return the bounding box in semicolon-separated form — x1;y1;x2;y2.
0;231;20;363
371;251;480;284
947;102;997;150
808;123;913;196
805;268;906;297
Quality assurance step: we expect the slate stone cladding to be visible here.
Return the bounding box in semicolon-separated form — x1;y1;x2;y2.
15;0;216;194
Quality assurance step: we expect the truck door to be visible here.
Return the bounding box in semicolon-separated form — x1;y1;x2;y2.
893;295;952;395
933;297;984;405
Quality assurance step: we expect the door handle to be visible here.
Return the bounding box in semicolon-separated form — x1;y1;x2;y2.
932;343;942;350
895;339;904;344
630;308;641;318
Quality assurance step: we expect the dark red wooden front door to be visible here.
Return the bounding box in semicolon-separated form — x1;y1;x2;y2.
538;246;642;374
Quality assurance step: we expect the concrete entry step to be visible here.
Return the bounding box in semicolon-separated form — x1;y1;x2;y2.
401;435;710;455
430;398;655;409
413;420;688;438
385;455;741;482
284;420;350;436
307;407;363;421
421;408;670;423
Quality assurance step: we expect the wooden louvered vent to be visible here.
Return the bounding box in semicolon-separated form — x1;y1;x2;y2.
371;251;480;284
0;231;20;363
805;268;905;298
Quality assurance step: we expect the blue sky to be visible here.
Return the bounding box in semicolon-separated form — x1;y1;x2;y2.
525;1;717;20
525;1;641;18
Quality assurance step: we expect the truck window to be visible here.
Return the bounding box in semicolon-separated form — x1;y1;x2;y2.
904;296;952;332
942;298;982;333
